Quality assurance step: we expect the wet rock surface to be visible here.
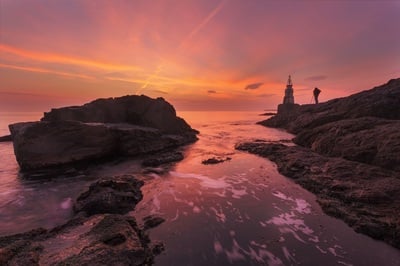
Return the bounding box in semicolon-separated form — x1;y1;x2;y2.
0;175;162;265
236;142;400;249
74;175;144;216
9;95;198;170
142;151;184;167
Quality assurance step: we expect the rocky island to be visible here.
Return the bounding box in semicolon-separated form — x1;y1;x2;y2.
9;95;198;170
236;78;400;249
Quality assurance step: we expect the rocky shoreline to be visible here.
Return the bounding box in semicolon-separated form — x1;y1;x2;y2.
237;78;400;249
0;175;165;265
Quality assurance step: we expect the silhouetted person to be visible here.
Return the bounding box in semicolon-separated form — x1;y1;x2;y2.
313;87;321;104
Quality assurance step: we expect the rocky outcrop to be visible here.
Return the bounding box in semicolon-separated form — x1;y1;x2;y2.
236;142;400;249
259;78;400;169
294;117;400;171
0;175;164;265
260;78;400;133
74;176;144;216
9;95;198;170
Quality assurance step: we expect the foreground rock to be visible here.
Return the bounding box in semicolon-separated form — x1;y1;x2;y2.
74;175;144;216
0;175;163;265
9;95;198;170
236;142;400;249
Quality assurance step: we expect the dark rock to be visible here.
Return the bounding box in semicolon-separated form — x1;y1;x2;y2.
41;95;197;135
236;142;400;249
259;78;400;134
0;214;157;265
202;157;232;165
74;175;144;216
142;151;184;167
0;175;163;265
143;215;165;230
9;95;198;170
294;117;400;171
0;134;12;142
258;78;400;171
9;121;117;170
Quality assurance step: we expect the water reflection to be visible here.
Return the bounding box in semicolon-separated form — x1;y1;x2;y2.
0;111;399;265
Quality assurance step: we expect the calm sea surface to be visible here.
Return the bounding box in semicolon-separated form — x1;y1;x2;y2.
0;111;399;265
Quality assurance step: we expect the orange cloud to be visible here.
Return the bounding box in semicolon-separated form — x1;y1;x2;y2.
0;44;142;72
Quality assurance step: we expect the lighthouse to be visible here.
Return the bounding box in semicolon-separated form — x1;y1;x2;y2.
283;75;295;104
277;75;299;115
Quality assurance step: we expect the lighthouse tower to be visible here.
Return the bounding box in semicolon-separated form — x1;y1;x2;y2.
283;75;295;104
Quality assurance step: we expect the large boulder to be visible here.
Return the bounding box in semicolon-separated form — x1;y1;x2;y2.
41;95;194;135
9;121;117;170
9;95;198;170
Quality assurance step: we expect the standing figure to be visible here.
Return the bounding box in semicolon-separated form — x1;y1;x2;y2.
313;87;321;104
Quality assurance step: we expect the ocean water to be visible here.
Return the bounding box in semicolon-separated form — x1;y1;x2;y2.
0;111;399;265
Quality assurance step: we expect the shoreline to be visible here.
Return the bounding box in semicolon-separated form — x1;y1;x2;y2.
240;78;400;249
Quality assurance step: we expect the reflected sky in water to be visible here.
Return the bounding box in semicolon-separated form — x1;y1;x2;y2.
0;111;399;265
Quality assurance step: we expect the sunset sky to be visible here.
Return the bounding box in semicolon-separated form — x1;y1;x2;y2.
0;0;399;111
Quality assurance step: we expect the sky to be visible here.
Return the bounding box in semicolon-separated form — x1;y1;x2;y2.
0;0;399;111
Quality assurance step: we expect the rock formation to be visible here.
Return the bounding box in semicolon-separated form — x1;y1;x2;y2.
9;95;198;170
0;175;164;265
238;78;400;249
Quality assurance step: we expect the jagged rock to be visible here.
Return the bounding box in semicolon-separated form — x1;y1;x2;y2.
142;151;184;167
294;117;400;171
74;175;144;216
9;95;198;170
0;215;157;266
236;142;400;249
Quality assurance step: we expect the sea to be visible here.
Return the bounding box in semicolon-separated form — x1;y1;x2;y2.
0;111;399;266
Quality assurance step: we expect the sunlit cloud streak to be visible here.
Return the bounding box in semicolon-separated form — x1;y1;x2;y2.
0;44;142;72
